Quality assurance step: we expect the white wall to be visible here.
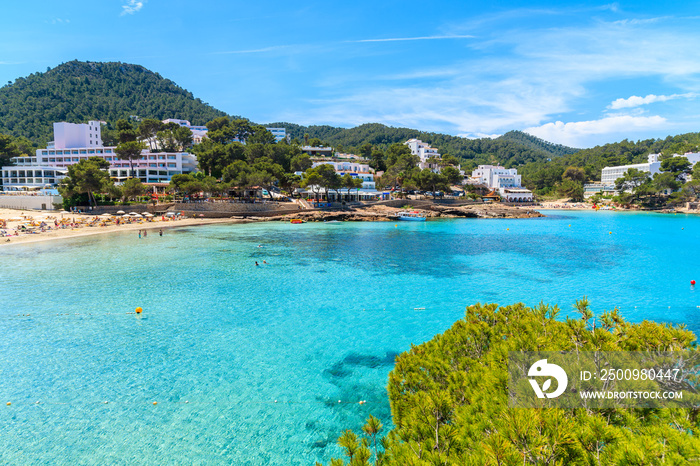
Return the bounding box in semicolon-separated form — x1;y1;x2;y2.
0;194;63;210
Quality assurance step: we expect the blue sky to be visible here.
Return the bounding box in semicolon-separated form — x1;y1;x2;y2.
2;1;700;148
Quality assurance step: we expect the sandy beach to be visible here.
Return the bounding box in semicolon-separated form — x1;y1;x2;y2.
0;208;251;247
538;201;596;210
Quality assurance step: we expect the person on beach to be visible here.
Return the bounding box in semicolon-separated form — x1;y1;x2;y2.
159;229;163;237
138;230;141;239
144;230;147;238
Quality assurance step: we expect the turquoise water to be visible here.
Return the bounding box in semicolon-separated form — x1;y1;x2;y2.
1;210;699;464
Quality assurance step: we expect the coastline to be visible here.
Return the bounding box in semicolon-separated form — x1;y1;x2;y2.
3;201;694;247
0;203;540;247
0;209;257;247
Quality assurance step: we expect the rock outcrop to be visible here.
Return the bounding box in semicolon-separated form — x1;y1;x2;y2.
273;203;544;222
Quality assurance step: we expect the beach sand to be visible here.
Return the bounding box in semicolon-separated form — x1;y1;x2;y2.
0;208;252;247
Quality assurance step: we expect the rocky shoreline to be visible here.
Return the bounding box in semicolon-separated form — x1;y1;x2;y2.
267;203;544;222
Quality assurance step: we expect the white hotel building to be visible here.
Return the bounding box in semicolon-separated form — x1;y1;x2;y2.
600;153;662;186
162;118;209;144
405;139;442;171
1;121;197;191
301;160;389;200
470;165;534;202
164;119;287;144
586;152;700;198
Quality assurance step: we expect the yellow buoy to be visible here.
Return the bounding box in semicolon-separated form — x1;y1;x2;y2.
153;401;157;405
135;307;143;314
6;402;10;406
507;228;509;231
609;232;612;235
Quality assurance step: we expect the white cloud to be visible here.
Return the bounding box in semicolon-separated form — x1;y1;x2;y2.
304;12;700;146
121;0;144;16
349;35;474;43
609;93;696;109
525;115;667;147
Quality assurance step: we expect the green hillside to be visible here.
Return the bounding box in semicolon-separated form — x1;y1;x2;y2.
268;122;575;169
0;60;228;145
497;130;579;157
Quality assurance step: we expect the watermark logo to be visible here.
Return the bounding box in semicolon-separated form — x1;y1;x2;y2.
528;359;568;398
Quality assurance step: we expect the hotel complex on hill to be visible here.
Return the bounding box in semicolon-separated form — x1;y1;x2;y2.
468;165;534;202
584;152;700;198
405;139;442;171
1;121;197;191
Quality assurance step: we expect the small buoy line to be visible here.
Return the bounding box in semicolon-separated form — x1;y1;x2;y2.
2;307;148;320
6;304;431;319
4;399;371;407
6;311;147;319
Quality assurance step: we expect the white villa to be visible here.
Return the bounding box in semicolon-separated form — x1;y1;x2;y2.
311;160;376;190
1;121;198;191
405;139;442;171
298;159;389;201
302;146;334;157
470;165;533;202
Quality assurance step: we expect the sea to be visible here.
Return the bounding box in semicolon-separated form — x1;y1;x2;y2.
0;210;698;465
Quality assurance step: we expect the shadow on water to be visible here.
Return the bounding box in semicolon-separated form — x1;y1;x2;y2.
306;351;399;452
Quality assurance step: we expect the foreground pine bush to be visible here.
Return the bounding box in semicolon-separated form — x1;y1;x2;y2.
324;300;700;465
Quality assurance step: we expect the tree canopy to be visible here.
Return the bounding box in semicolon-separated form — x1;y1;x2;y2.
325;300;700;465
58;156;114;206
0;60;228;145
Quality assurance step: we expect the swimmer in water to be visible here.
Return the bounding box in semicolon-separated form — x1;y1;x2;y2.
263;260;267;264
255;261;259;266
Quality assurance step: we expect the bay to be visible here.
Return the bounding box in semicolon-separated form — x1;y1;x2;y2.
0;210;698;464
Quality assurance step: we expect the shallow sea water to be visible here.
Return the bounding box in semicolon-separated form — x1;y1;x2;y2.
1;210;699;464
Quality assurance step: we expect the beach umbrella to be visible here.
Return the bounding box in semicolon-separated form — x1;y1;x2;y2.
116;210;125;214
141;211;150;215
99;213;113;218
144;213;154;218
132;214;143;218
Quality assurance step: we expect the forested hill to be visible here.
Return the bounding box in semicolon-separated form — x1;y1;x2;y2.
497;130;579;157
517;133;700;195
268;122;576;168
0;60;228;144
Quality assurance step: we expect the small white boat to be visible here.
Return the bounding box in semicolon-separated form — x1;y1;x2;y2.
396;211;426;221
